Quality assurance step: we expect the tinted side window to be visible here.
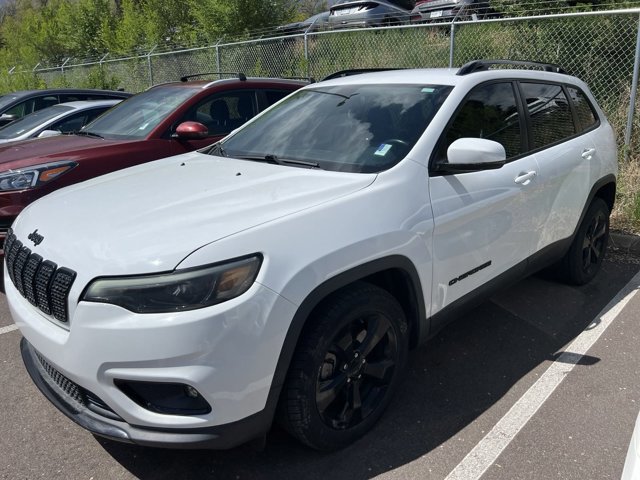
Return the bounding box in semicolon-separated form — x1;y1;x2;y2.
441;82;522;160
521;83;575;149
60;94;84;102
264;90;291;106
49;107;110;133
50;112;88;133
568;87;598;132
183;91;257;136
33;95;60;112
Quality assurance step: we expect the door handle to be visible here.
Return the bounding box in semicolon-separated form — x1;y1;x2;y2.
514;171;537;185
582;148;596;160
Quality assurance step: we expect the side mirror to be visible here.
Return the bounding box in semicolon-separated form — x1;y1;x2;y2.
37;129;62;138
0;113;19;126
440;138;507;172
173;121;208;140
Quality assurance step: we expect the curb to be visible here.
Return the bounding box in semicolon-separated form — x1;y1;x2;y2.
610;232;640;255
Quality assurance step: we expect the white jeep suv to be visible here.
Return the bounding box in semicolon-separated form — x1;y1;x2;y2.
6;60;617;451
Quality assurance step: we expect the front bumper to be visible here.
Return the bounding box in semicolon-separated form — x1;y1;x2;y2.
21;338;271;449
8;268;298;448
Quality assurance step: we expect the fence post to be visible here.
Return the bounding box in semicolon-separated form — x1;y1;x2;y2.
304;20;317;80
449;21;456;68
99;53;109;69
625;14;640;160
147;45;157;87
61;58;70;76
215;38;223;77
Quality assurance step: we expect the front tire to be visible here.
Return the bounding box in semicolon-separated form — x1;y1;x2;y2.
560;197;610;285
279;282;409;451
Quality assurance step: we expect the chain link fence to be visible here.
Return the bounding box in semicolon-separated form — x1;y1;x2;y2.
10;9;640;154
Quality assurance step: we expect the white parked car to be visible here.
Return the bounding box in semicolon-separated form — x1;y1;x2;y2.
5;61;617;451
0;100;121;144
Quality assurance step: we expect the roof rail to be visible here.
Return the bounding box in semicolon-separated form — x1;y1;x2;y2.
322;68;402;81
457;60;567;76
180;72;247;82
278;75;316;83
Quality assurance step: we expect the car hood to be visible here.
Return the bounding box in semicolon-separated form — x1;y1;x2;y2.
0;135;128;170
13;151;376;277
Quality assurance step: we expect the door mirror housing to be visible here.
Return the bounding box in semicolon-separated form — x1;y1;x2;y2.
438;138;507;173
37;129;62;138
173;121;209;140
0;113;19;125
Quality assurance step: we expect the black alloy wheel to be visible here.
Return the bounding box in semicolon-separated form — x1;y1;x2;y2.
581;207;608;273
560;197;610;285
279;282;408;450
316;313;399;430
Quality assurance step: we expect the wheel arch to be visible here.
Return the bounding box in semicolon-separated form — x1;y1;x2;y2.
262;255;427;426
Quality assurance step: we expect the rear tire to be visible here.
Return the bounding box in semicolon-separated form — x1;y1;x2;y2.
559;197;610;285
278;282;408;451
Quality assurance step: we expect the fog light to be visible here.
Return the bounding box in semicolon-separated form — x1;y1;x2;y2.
185;385;199;398
115;380;211;415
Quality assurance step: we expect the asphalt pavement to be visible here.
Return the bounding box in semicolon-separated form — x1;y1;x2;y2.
0;256;638;480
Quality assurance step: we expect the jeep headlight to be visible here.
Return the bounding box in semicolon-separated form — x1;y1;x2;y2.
82;255;262;313
0;161;77;191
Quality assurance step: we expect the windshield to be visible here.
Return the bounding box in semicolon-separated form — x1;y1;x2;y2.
220;84;452;173
82;86;199;140
0;104;73;139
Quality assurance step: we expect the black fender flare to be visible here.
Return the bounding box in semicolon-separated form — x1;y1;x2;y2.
261;255;427;426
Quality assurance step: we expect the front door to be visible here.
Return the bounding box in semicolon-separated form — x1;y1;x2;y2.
428;81;544;320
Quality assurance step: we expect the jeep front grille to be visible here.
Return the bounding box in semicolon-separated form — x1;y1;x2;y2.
5;229;76;323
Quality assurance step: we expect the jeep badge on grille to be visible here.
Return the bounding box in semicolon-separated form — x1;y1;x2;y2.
27;229;44;246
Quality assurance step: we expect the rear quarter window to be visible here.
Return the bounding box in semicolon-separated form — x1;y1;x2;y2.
567;86;598;132
520;82;575;150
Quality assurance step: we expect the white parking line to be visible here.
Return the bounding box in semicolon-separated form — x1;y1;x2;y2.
0;324;18;336
445;271;640;480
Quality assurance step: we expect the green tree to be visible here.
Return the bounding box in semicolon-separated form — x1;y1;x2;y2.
190;0;295;41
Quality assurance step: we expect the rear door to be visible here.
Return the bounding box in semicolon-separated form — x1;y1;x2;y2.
428;81;543;320
520;82;594;252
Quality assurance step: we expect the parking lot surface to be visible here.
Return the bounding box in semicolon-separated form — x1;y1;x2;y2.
0;256;638;480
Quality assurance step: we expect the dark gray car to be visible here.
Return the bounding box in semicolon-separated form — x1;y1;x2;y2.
328;0;415;28
276;11;330;35
0;88;131;127
410;0;492;22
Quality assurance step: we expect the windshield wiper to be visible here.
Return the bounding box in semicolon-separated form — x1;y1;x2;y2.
241;154;320;169
207;141;227;157
73;130;104;139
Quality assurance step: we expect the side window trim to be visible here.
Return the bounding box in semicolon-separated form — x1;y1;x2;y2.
429;79;529;176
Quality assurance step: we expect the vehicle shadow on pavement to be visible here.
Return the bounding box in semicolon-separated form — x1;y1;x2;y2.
97;260;638;480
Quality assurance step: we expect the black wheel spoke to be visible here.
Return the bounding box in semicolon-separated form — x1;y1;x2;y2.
350;382;362;412
363;358;395;381
593;220;607;241
359;316;390;357
317;374;348;413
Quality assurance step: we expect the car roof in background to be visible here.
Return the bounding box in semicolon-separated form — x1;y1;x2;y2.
151;77;310;90
55;99;122;109
4;88;131;97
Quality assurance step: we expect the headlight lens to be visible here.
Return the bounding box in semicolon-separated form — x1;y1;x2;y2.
82;255;262;313
0;161;77;192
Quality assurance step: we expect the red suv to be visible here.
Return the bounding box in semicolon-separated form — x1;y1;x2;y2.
0;76;307;251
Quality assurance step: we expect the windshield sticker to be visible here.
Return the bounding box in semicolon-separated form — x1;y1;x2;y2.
375;144;393;157
421;87;436;93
